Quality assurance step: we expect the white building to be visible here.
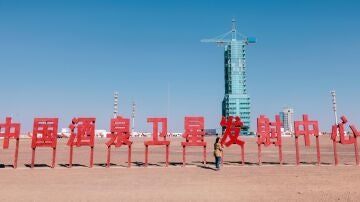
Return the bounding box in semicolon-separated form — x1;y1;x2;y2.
280;107;294;134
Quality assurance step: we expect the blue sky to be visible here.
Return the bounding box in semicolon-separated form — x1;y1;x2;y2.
0;0;359;132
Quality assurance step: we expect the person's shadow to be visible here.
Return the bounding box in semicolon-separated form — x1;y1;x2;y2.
197;164;218;171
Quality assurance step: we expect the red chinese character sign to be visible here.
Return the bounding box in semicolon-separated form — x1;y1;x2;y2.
294;114;320;165
31;118;58;168
144;118;170;167
181;116;206;166
331;116;359;165
220;116;245;165
67;117;96;168
0;117;20;168
257;115;283;165
105;116;132;167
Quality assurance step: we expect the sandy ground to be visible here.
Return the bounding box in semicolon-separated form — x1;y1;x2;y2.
1;135;360;201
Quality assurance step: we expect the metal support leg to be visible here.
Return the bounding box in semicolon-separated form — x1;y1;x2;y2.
107;146;111;168
128;145;132;168
13;138;19;169
90;147;94;168
316;136;321;165
51;148;56;168
295;137;300;165
69;146;73;168
145;146;148;167
182;146;185;167
31;148;35;168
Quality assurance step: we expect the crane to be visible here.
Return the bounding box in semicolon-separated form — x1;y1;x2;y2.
201;18;256;45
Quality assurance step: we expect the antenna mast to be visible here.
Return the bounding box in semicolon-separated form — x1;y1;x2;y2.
331;90;338;124
131;101;136;133
113;92;118;118
232;17;237;41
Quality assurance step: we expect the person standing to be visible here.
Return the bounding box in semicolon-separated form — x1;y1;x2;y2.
214;137;223;170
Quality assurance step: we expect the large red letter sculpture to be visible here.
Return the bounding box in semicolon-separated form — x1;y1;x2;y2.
106;116;132;168
257;115;283;165
331;116;359;165
181;116;206;166
0;117;20;168
220;116;245;165
294;114;320;165
67;117;96;168
31;118;58;168
144;118;170;167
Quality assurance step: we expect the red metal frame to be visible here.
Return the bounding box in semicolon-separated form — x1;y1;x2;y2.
0;117;20;168
31;118;58;168
294;114;320;165
144;118;170;167
181;116;206;166
331;116;359;165
67;117;96;168
220;116;245;165
106;116;133;167
257;115;283;165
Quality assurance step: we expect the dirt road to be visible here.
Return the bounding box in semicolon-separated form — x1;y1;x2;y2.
1;136;359;201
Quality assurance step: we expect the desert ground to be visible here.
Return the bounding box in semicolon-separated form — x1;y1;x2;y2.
1;135;360;201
